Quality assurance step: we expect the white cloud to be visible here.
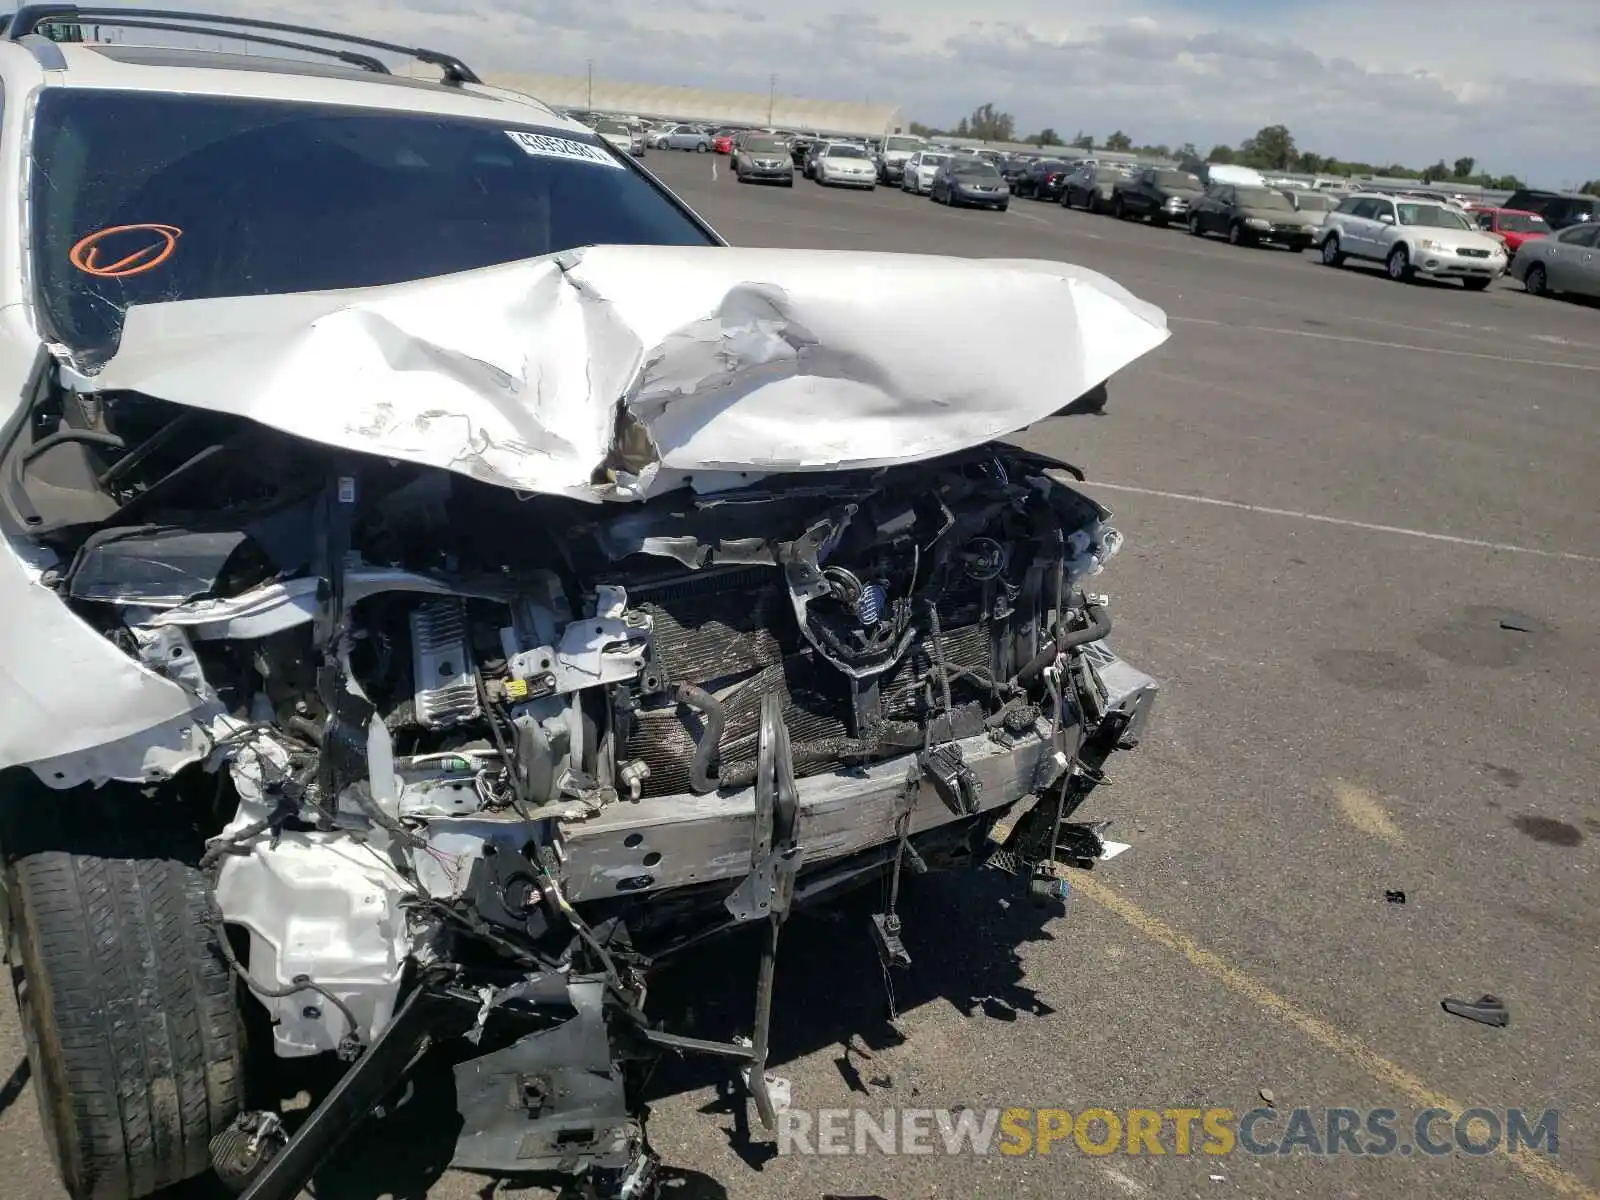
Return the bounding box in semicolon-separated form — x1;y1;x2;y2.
198;1;1600;182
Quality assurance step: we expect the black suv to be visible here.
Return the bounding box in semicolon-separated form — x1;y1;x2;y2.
1013;158;1076;201
1503;189;1600;231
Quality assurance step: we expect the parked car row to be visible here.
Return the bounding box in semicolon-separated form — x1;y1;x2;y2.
625;114;1600;302
1005;155;1596;300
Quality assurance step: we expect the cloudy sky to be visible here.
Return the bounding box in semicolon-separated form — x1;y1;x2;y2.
222;0;1597;184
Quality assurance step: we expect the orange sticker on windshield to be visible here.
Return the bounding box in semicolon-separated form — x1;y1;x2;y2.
69;224;182;278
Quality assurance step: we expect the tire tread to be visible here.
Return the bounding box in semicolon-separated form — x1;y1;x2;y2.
5;786;241;1200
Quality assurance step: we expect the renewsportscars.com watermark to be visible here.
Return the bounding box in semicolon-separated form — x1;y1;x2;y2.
777;1106;1560;1158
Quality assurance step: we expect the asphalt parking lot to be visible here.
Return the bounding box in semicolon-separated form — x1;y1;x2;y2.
3;151;1597;1200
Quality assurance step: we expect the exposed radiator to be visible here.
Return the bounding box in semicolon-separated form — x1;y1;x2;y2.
622;566;1009;797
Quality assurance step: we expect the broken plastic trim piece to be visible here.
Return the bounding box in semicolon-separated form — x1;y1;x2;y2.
1441;994;1509;1028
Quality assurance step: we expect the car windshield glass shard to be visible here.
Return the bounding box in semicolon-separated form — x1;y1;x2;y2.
1396;203;1471;229
1156;171;1201;188
30;90;715;358
1235;188;1293;210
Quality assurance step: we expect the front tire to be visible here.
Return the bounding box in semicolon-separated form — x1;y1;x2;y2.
1113;196;1127;219
1524;264;1548;296
2;781;244;1200
1188;213;1203;237
1386;245;1414;283
1321;234;1346;267
1227;221;1247;246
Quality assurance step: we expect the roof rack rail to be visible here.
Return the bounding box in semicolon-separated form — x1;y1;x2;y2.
2;5;482;85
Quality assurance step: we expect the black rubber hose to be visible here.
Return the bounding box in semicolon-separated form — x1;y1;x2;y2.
674;683;725;794
1014;603;1112;687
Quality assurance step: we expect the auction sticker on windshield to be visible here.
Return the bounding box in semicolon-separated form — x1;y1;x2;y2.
504;130;623;169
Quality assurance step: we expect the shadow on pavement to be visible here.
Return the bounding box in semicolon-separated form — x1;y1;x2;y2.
179;866;1056;1200
0;1056;30;1119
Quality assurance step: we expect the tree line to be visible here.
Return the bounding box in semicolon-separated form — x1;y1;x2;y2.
909;104;1600;194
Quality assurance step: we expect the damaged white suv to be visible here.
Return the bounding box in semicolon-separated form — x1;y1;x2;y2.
0;10;1166;1200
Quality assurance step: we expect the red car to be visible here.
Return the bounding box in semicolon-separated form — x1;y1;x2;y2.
1468;207;1550;256
712;129;735;154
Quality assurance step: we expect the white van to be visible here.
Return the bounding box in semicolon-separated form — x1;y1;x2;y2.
1203;163;1267;187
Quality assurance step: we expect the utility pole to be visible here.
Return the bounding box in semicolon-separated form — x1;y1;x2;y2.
767;74;776;126
586;59;593;110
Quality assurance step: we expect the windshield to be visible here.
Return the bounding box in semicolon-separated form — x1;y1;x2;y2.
884;136;922;151
957;163;1002;179
29;91;714;358
921;153;950;168
596;121;630;135
1294;193;1336;212
828;145;868;159
1497;211;1549;233
1235;187;1293;210
1396;203;1471;229
1156;171;1202;189
1035;160;1069;172
745;137;788;153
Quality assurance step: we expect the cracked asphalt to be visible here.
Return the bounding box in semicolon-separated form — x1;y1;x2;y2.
3;150;1597;1200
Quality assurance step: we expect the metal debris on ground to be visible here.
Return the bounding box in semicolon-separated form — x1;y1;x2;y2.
1384;889;1407;904
1441;994;1510;1027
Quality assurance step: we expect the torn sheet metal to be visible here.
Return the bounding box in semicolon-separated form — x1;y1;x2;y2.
80;246;1169;501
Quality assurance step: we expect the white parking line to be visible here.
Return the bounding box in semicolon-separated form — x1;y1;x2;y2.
1079;481;1600;564
1009;206;1102;237
1169;315;1600;371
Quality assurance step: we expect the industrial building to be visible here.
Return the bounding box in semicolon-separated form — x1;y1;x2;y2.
482;71;906;137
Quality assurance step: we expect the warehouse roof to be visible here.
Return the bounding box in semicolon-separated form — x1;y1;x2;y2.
482;71;906;137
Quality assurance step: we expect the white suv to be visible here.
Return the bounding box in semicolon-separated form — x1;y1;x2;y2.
1314;191;1507;289
0;10;718;1200
0;14;1165;1200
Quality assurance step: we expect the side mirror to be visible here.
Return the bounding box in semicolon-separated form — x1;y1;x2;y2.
1378;214;1395;225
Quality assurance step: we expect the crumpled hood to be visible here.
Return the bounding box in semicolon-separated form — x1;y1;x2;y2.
79;245;1169;502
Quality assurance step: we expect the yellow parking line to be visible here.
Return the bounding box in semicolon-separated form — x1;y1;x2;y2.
1072;873;1599;1199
